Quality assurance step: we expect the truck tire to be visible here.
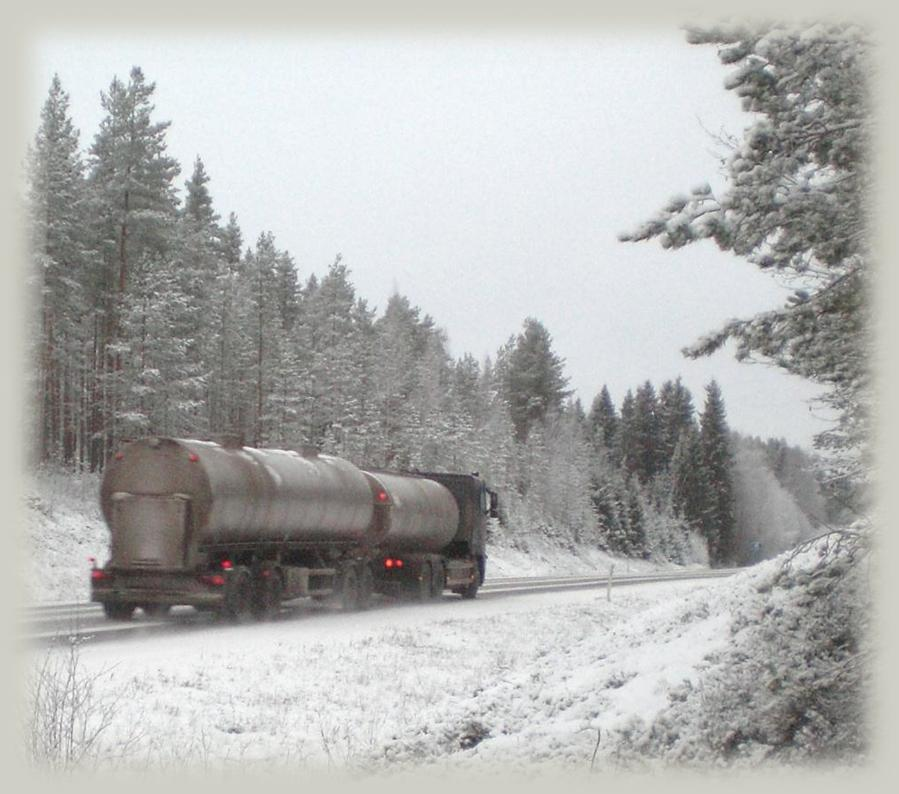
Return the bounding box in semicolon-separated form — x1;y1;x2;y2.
357;564;374;610
252;569;282;620
430;563;446;599
339;566;360;611
224;568;253;622
103;602;135;621
460;579;479;600
407;562;431;602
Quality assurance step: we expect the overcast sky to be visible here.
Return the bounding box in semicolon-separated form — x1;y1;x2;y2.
27;29;833;449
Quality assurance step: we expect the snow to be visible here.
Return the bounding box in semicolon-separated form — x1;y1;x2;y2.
21;469;872;777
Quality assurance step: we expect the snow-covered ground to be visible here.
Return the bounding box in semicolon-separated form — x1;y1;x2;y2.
21;469;871;777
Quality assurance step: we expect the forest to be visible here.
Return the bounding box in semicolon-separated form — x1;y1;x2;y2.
26;57;852;569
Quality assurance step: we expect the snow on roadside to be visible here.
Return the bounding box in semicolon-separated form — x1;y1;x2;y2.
24;469;109;605
23;470;869;774
28;580;727;774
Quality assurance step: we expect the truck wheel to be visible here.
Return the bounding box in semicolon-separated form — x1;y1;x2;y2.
357;564;374;611
224;568;253;622
407;562;431;602
460;579;479;600
103;602;135;621
430;564;446;599
252;570;282;620
339;566;360;611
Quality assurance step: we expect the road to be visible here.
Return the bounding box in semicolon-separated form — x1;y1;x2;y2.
21;568;736;646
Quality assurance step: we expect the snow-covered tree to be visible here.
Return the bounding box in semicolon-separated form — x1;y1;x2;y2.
27;75;89;466
621;23;871;493
731;440;817;563
85;66;180;465
505;318;571;442
700;381;736;565
657;377;695;470
588;385;619;462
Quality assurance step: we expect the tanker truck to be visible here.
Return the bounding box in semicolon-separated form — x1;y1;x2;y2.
90;437;498;621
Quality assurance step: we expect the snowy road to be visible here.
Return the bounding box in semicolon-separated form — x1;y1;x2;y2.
21;569;736;646
24;573;740;774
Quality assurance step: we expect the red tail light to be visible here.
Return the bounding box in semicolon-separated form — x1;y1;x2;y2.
377;490;389;503
396;559;404;568
384;557;404;569
385;558;394;569
221;560;233;570
188;452;199;462
91;569;109;582
200;574;226;587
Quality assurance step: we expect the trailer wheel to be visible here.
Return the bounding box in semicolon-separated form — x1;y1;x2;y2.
460;579;479;600
357;564;374;610
252;569;282;621
407;562;432;602
430;563;446;599
103;602;135;621
224;568;253;622
339;566;360;611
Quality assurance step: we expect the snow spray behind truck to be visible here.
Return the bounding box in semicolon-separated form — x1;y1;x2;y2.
90;437;498;620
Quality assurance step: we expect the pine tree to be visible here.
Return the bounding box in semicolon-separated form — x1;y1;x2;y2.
631;381;661;483
27;75;89;466
85;66;180;466
699;381;736;565
505;318;570;441
670;424;711;541
587;385;619;456
657;377;695;470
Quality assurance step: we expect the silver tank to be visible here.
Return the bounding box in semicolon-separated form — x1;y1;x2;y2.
363;470;459;553
101;438;375;555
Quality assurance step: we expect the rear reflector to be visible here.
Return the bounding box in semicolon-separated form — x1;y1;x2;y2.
91;569;109;581
200;574;226;587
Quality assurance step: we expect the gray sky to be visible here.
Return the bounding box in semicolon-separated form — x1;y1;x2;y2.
28;30;832;449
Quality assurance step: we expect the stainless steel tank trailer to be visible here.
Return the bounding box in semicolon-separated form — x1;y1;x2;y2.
91;437;498;621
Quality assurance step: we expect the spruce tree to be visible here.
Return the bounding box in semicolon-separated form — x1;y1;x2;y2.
505;318;570;442
670;424;711;540
631;381;661;483
699;380;736;565
622;23;871;489
657;377;695;470
588;385;619;456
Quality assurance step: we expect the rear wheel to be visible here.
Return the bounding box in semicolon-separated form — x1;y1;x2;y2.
103;602;135;621
223;568;253;622
460;579;479;600
357;564;374;610
252;569;282;620
430;563;446;599
407;562;432;602
339;566;360;611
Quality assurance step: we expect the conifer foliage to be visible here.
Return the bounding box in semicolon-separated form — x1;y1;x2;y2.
621;23;871;490
26;67;831;569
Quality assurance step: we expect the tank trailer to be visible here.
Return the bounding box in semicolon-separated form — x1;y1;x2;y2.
90;437;497;620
